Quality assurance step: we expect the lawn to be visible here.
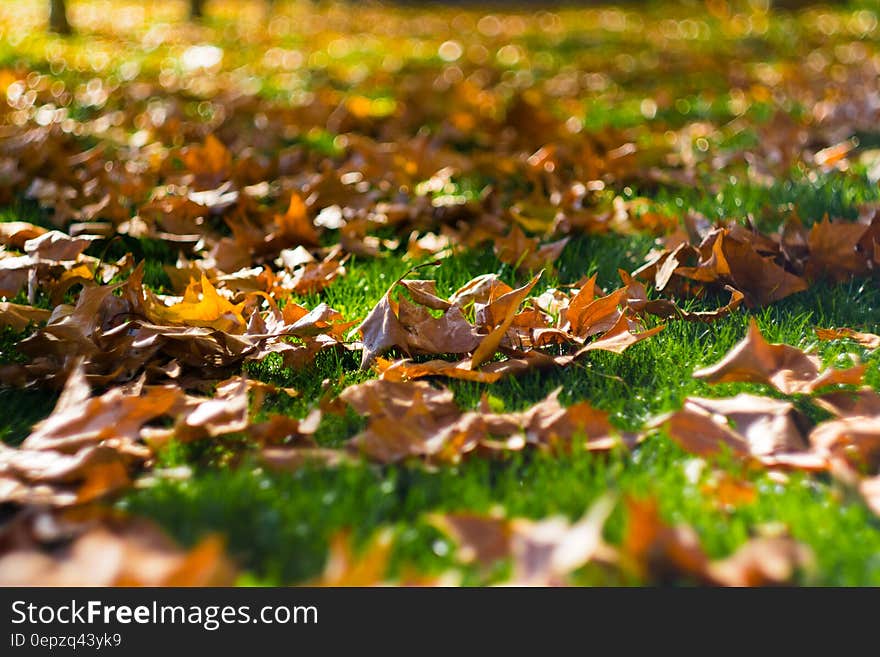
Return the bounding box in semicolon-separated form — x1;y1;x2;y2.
1;0;880;586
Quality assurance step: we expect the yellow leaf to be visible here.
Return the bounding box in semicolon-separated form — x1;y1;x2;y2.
145;274;246;333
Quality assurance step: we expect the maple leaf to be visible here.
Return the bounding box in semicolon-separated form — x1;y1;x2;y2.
172;375;250;442
494;225;569;273
573;313;665;356
471;270;542;369
180;134;233;190
355;284;411;370
24;230;99;261
809;415;880;476
398;279;451;310
0;302;50;331
338;380;635;464
623;498;813;586
860;476;880;517
142;273;247;334
516;388;638;452
709;537;816;586
815;388;880;418
310;529;393;586
273;193;319;247
283;249;346;295
622;268;744;323
634;228;808;308
375;357;503;383
719;233;807;307
694;318;864;394
261;447;351;472
24;361;177;456
655;394;824;469
567;286;624;339
0;221;47;249
0;443;130;507
432;495;617;585
815;327;880;350
806;217;871;282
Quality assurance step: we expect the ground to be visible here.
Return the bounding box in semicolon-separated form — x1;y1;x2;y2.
1;0;880;585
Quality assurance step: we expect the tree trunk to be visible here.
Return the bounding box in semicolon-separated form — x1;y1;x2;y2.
190;0;206;20
49;0;72;35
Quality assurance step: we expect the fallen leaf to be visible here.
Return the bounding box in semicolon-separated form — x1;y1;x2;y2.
433;495;617;585
0;513;234;586
142;274;247;334
706;536;815;586
655;394;825;469
311;529;393;586
355;283;411;370
274;193;319;247
815;327;880;350
471;271;542;369
623;497;812;585
694;319;865;394
0;302;50;331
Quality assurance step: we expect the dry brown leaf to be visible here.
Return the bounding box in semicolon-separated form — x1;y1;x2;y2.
24;230;99;261
0;302;50;331
517;388;638;452
339;380;633;464
375;357;503;383
340;379;459;419
815;327;880;350
808;415;880;475
860;475;880;516
634;228;808;308
429;513;512;567
24;363;177;456
624;268;744;323
173;376;250;442
310;529;393;586
574;313;665;356
815;388;880;418
0;221;47;249
694;319;865;394
180;134;232;190
261;447;351;472
656;394;826;470
397;298;480;355
706;536;815;586
567;287;625;339
398;279;451;310
623;497;710;584
806;217;871;282
274;193;319;247
623;497;812;585
719;234;808;307
0;444;130;507
494;226;569;273
433;495;617;585
471;270;542;369
355;284;411;370
0;514;234;586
